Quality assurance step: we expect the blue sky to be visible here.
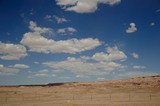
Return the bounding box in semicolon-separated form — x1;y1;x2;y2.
0;0;160;85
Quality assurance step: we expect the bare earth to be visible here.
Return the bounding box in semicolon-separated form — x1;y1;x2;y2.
0;75;160;106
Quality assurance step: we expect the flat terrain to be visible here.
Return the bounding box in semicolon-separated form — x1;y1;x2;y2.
0;76;160;106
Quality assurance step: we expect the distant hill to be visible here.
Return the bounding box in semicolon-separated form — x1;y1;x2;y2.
1;75;160;88
63;75;160;88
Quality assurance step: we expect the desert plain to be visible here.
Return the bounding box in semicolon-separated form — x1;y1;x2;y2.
0;75;160;106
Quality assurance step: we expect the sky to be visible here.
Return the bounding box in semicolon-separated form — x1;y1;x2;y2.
0;0;160;85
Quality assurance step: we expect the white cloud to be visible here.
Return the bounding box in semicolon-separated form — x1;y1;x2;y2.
51;69;64;73
29;69;57;77
41;46;127;75
43;56;126;75
34;73;50;77
53;15;68;24
97;77;105;81
21;34;101;54
29;21;53;34
92;46;127;62
38;69;49;73
56;0;121;13
52;74;56;77
0;63;30;75
57;27;77;35
12;64;30;69
133;65;146;69
45;15;52;19
80;56;91;60
21;21;101;54
0;42;27;60
150;22;155;26
45;15;68;24
68;27;77;33
126;23;137;33
0;64;20;75
44;15;52;21
131;52;139;59
115;71;158;79
34;62;39;64
57;29;66;34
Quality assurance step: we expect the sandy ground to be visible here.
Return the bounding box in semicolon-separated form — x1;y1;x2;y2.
0;76;160;106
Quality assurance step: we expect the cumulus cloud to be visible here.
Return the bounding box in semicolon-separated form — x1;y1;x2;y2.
126;23;137;33
57;27;77;35
21;34;101;54
92;46;127;62
131;52;139;59
0;42;27;60
28;69;56;78
43;56;126;75
133;65;146;69
53;15;68;24
34;62;39;64
0;63;30;75
80;56;91;60
56;0;121;13
34;73;50;77
21;21;102;54
44;15;52;21
29;21;53;35
0;64;20;75
45;15;68;24
41;46;127;75
12;64;30;69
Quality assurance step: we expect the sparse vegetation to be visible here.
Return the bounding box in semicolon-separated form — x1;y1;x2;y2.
0;76;160;106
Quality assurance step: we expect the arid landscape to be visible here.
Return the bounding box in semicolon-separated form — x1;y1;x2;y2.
1;0;160;106
0;75;160;106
